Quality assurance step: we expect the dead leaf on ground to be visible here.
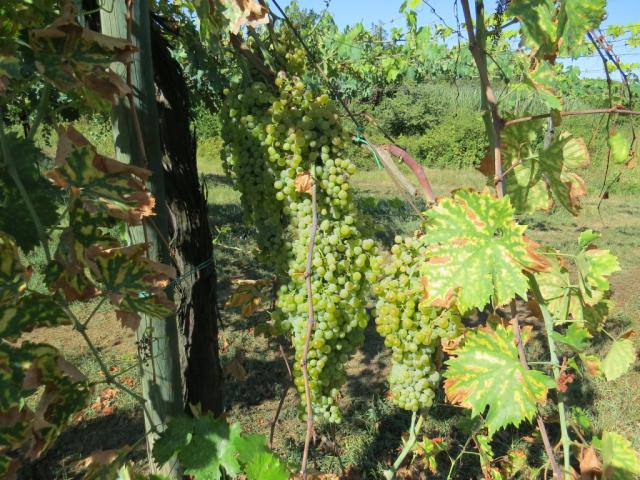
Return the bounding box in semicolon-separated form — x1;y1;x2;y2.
223;357;248;382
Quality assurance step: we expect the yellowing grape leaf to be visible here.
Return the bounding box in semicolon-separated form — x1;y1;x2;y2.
87;244;175;327
49;127;155;225
507;0;558;59
535;233;617;333
594;432;640;479
576;247;620;306
601;339;636;382
444;324;555;436
502;123;590;215
28;2;134;108
526;60;562;110
557;0;606;55
420;190;549;313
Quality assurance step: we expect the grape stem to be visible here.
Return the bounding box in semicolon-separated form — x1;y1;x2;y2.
527;275;573;480
510;301;563;480
383;412;424;480
300;165;319;479
269;344;293;450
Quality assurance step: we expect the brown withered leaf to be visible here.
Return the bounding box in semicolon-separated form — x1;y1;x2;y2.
557;372;575;392
441;333;465;354
579;446;602;479
224;0;270;35
223;357;248;382
477;149;495;177
295;171;314;194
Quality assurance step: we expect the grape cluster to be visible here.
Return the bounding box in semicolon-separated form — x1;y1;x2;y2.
222;71;380;422
374;235;461;411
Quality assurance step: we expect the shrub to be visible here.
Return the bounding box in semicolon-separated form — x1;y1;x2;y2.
396;109;488;169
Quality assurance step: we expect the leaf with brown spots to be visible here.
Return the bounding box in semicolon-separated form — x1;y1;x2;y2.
420;190;549;313
444;324;555;436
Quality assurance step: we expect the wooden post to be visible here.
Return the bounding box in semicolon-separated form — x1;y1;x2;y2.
100;1;183;476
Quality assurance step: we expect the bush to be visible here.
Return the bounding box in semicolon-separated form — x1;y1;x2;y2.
369;81;480;138
396;109;488;169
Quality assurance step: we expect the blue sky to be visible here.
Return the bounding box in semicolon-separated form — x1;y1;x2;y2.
278;0;640;78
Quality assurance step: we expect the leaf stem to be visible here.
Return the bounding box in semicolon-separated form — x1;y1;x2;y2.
510;301;563;479
383;412;423;480
528;274;572;479
300;164;319;479
27;83;52;141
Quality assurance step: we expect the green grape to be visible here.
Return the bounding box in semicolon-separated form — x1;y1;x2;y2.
373;235;462;411
221;68;381;423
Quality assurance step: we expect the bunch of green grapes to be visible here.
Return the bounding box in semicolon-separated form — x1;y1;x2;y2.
374;235;461;412
222;71;380;423
221;81;290;270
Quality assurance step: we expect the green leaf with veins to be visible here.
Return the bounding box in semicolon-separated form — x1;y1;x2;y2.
152;416;194;465
595;432;640;479
420;190;548;313
0;133;60;252
245;452;288;480
576;247;620;306
552;324;591;352
179;417;242;479
536;240;616;333
507;0;558;57
444;324;556;436
602;339;636;382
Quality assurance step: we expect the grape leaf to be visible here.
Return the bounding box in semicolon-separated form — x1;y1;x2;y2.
552;324;591;352
87;244;175;328
0;233;30;305
525;61;562;110
0;293;68;341
576;246;620;306
28;2;134;108
179;417;242;479
152;416;194;465
245;452;288;480
608;132;631;164
502;123;589;215
444;324;555;436
507;0;558;59
420;190;549;312
222;0;270;35
0;133;60;252
557;0;606;56
49;127;155;226
594;432;640;479
45;200;116;302
601;339;636;382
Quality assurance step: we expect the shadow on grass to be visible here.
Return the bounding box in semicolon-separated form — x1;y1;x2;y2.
26;410;144;480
